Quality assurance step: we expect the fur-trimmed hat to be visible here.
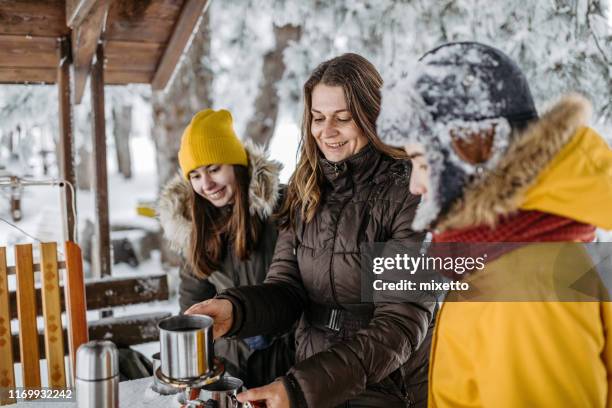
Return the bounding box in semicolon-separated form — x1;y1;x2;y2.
378;42;538;230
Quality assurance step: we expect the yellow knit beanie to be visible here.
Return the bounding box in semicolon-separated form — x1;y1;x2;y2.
178;109;248;178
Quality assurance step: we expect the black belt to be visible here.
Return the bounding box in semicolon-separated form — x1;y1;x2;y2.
305;302;374;332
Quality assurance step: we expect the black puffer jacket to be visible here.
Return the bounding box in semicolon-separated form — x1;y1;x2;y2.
158;143;294;387
220;145;435;407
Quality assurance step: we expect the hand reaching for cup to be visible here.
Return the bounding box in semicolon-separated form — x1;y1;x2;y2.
237;380;289;408
184;298;234;339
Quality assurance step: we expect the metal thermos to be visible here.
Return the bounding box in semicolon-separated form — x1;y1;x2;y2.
75;340;119;408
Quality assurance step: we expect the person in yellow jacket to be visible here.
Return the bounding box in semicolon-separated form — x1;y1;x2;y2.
378;41;612;407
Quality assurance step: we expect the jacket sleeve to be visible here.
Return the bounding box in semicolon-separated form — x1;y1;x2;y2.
286;193;434;407
179;262;217;314
217;226;308;337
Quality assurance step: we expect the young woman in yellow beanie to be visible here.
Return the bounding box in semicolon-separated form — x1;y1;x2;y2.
158;108;294;388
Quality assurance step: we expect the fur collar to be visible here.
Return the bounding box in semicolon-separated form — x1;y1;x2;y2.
436;94;592;232
157;142;282;255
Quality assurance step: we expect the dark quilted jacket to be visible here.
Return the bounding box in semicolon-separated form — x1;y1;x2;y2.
220;145;435;407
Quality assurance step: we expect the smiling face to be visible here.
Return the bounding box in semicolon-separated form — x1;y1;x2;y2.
188;164;236;207
310;84;369;162
405;142;431;200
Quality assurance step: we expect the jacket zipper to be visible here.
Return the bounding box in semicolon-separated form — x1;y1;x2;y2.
328;197;351;305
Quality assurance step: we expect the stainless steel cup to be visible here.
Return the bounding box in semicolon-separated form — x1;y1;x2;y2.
158;314;214;381
75;340;119;408
199;376;244;408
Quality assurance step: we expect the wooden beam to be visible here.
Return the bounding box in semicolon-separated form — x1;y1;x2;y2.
105;40;164;73
0;67;56;84
0;0;69;37
57;36;77;243
0;69;152;89
0;35;58;68
106;18;177;44
11;311;172;362
66;0;99;29
104;70;152;84
72;0;111;104
6;261;66;275
87;312;171;347
151;0;210;91
90;43;112;279
105;0;181;43
8;274;170;319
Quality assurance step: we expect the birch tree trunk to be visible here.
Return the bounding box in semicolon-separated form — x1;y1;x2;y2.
112;105;133;179
244;24;301;149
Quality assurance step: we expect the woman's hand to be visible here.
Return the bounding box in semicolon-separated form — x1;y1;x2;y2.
236;380;290;408
184;298;233;339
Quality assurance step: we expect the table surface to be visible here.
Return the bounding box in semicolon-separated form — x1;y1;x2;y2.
13;377;181;407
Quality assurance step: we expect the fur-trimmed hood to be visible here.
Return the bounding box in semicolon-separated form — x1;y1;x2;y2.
157;142;282;255
437;94;612;231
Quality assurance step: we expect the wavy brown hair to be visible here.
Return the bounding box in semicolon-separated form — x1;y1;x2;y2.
188;164;262;278
279;53;406;228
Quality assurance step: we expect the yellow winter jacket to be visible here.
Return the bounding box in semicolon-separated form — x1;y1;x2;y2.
428;96;612;408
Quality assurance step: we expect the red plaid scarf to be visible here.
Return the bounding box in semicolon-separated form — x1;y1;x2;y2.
433;210;596;244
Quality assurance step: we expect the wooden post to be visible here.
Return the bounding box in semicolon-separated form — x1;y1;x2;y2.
57;36;77;243
90;42;111;279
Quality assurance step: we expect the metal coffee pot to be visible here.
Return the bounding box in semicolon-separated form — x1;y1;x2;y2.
184;376;265;408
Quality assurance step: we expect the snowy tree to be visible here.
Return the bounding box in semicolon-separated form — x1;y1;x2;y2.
152;10;214;190
244;22;301;148
207;0;274;134
0;85;57;174
263;0;611;126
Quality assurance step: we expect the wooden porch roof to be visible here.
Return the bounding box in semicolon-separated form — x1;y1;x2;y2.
0;0;207;97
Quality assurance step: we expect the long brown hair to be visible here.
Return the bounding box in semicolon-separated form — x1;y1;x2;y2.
279;53;406;228
189;164;262;278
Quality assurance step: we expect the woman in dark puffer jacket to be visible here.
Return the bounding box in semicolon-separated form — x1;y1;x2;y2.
186;54;435;408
